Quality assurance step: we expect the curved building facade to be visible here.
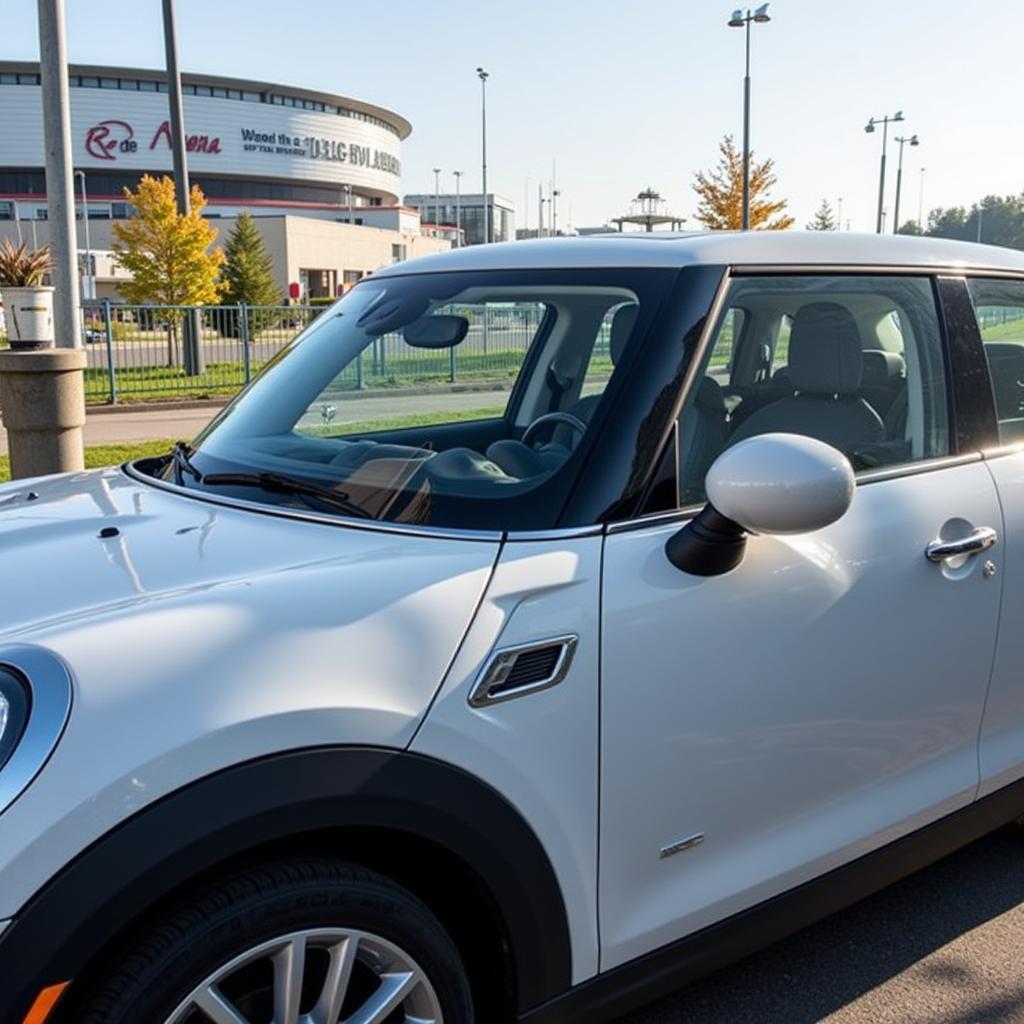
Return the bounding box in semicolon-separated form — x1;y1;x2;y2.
0;61;410;213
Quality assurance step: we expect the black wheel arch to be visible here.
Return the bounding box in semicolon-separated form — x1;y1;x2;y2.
0;746;573;1022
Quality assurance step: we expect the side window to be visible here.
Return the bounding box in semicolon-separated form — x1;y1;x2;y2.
966;279;1024;442
676;275;950;506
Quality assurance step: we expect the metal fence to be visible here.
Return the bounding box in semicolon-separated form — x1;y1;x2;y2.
80;301;551;404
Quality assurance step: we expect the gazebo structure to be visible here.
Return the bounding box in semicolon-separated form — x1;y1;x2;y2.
612;188;686;232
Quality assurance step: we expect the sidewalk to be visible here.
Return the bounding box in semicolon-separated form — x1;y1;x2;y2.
0;402;226;456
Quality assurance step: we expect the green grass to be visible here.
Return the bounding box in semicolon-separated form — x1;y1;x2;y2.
0;438;177;483
981;320;1024;342
298;407;506;437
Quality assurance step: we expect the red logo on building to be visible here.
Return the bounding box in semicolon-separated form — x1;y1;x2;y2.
83;119;222;161
84;120;137;160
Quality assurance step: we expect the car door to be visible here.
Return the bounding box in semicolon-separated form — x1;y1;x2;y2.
599;272;1004;970
965;277;1024;797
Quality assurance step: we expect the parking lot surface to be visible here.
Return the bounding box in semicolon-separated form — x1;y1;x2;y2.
619;828;1024;1023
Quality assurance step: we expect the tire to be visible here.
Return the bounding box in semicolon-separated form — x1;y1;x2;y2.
76;858;474;1024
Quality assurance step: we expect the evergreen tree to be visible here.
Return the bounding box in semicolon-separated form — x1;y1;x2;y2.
220;211;281;307
806;199;837;231
692;135;795;231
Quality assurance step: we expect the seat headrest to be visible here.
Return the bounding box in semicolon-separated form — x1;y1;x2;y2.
789;302;863;395
609;303;639;365
861;349;906;387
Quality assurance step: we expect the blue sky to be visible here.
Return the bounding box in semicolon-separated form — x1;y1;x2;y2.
6;0;1022;231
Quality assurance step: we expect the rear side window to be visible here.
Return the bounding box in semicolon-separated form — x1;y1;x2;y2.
966;279;1024;443
675;275;950;506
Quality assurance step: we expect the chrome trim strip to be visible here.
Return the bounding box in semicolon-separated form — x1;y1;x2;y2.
855;452;982;484
983;442;1024;460
659;832;705;859
469;634;578;708
124;462;505;543
0;645;73;818
730;264;1024;279
608;453;985;535
506;525;604;542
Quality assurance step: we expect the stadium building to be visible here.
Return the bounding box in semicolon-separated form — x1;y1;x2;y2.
0;61;452;300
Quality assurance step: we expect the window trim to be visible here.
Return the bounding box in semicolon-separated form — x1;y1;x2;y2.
622;267;978;531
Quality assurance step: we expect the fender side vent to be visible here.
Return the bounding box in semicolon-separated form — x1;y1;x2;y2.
469;635;579;708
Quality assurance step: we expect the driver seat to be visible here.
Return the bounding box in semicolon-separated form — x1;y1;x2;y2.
485;303;638;479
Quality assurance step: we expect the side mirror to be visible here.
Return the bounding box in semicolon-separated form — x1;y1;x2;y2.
666;433;855;576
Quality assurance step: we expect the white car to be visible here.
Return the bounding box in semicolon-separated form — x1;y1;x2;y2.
4;231;1024;1024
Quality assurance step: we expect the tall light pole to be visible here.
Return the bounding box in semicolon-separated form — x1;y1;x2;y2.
453;170;463;247
552;189;561;237
433;167;442;237
75;170;93;301
37;0;81;348
728;4;771;231
162;0;202;374
836;196;843;231
476;67;489;243
891;134;918;234
918;166;926;230
864;110;904;234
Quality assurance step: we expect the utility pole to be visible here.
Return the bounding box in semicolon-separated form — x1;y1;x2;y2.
433;167;442;236
453;170;462;247
37;0;81;348
477;68;489;243
75;171;93;300
162;0;203;374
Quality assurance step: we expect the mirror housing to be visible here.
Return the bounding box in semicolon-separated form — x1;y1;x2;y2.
402;314;470;349
666;433;855;576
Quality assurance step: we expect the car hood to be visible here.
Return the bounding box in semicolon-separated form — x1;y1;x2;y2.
0;467;498;639
0;466;503;917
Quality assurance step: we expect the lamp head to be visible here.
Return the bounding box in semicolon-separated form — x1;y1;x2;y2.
728;9;745;26
864;120;876;134
910;134;919;146
476;67;489;81
753;3;771;21
894;110;904;121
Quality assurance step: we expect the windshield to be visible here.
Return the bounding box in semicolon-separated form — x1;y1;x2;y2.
144;268;669;531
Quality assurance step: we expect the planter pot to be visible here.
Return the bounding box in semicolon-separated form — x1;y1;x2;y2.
1;286;55;350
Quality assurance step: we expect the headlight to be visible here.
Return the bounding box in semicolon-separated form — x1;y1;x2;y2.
0;669;31;772
0;646;73;817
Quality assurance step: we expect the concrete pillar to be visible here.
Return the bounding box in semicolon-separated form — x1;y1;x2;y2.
0;349;86;479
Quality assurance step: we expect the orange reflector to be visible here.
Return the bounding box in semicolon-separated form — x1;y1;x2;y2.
22;982;69;1024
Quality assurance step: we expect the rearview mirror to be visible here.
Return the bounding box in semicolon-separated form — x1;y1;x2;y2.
402;315;470;349
666;433;855;576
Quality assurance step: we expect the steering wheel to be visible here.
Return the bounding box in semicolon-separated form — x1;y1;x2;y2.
521;411;588;448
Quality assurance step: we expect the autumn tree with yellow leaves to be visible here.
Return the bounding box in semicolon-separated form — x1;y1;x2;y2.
112;175;224;365
692;135;794;231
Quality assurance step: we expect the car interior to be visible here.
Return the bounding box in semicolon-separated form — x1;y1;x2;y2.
675;286;947;506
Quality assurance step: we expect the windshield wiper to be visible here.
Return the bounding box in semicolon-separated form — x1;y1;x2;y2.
199;470;375;519
169;441;203;484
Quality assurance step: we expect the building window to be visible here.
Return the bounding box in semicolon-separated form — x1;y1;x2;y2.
139;79;158;92
391;244;407;263
0;203;12;220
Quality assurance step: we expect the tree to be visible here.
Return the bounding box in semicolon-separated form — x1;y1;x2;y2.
221;211;280;308
112;175;224;365
806;199;836;231
692;135;795;231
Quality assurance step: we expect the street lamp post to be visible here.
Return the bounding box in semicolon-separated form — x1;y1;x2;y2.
892;134;919;234
433;167;442;238
918;166;926;230
476;67;489;244
453;170;463;248
552;188;561;237
864;110;904;234
74;169;93;300
728;4;771;231
836;196;843;232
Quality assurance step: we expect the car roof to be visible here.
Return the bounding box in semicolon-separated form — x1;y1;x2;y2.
375;231;1024;277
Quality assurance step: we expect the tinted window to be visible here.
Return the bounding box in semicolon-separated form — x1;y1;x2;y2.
676;275;949;506
967;279;1024;442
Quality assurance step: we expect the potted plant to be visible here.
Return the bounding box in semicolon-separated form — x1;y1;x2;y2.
0;239;55;350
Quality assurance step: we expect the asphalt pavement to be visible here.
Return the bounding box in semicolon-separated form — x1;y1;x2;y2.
618;827;1024;1023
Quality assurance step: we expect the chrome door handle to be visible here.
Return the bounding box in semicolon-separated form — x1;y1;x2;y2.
926;526;998;563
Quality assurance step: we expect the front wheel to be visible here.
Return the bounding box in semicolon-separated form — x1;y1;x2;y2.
77;859;474;1024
